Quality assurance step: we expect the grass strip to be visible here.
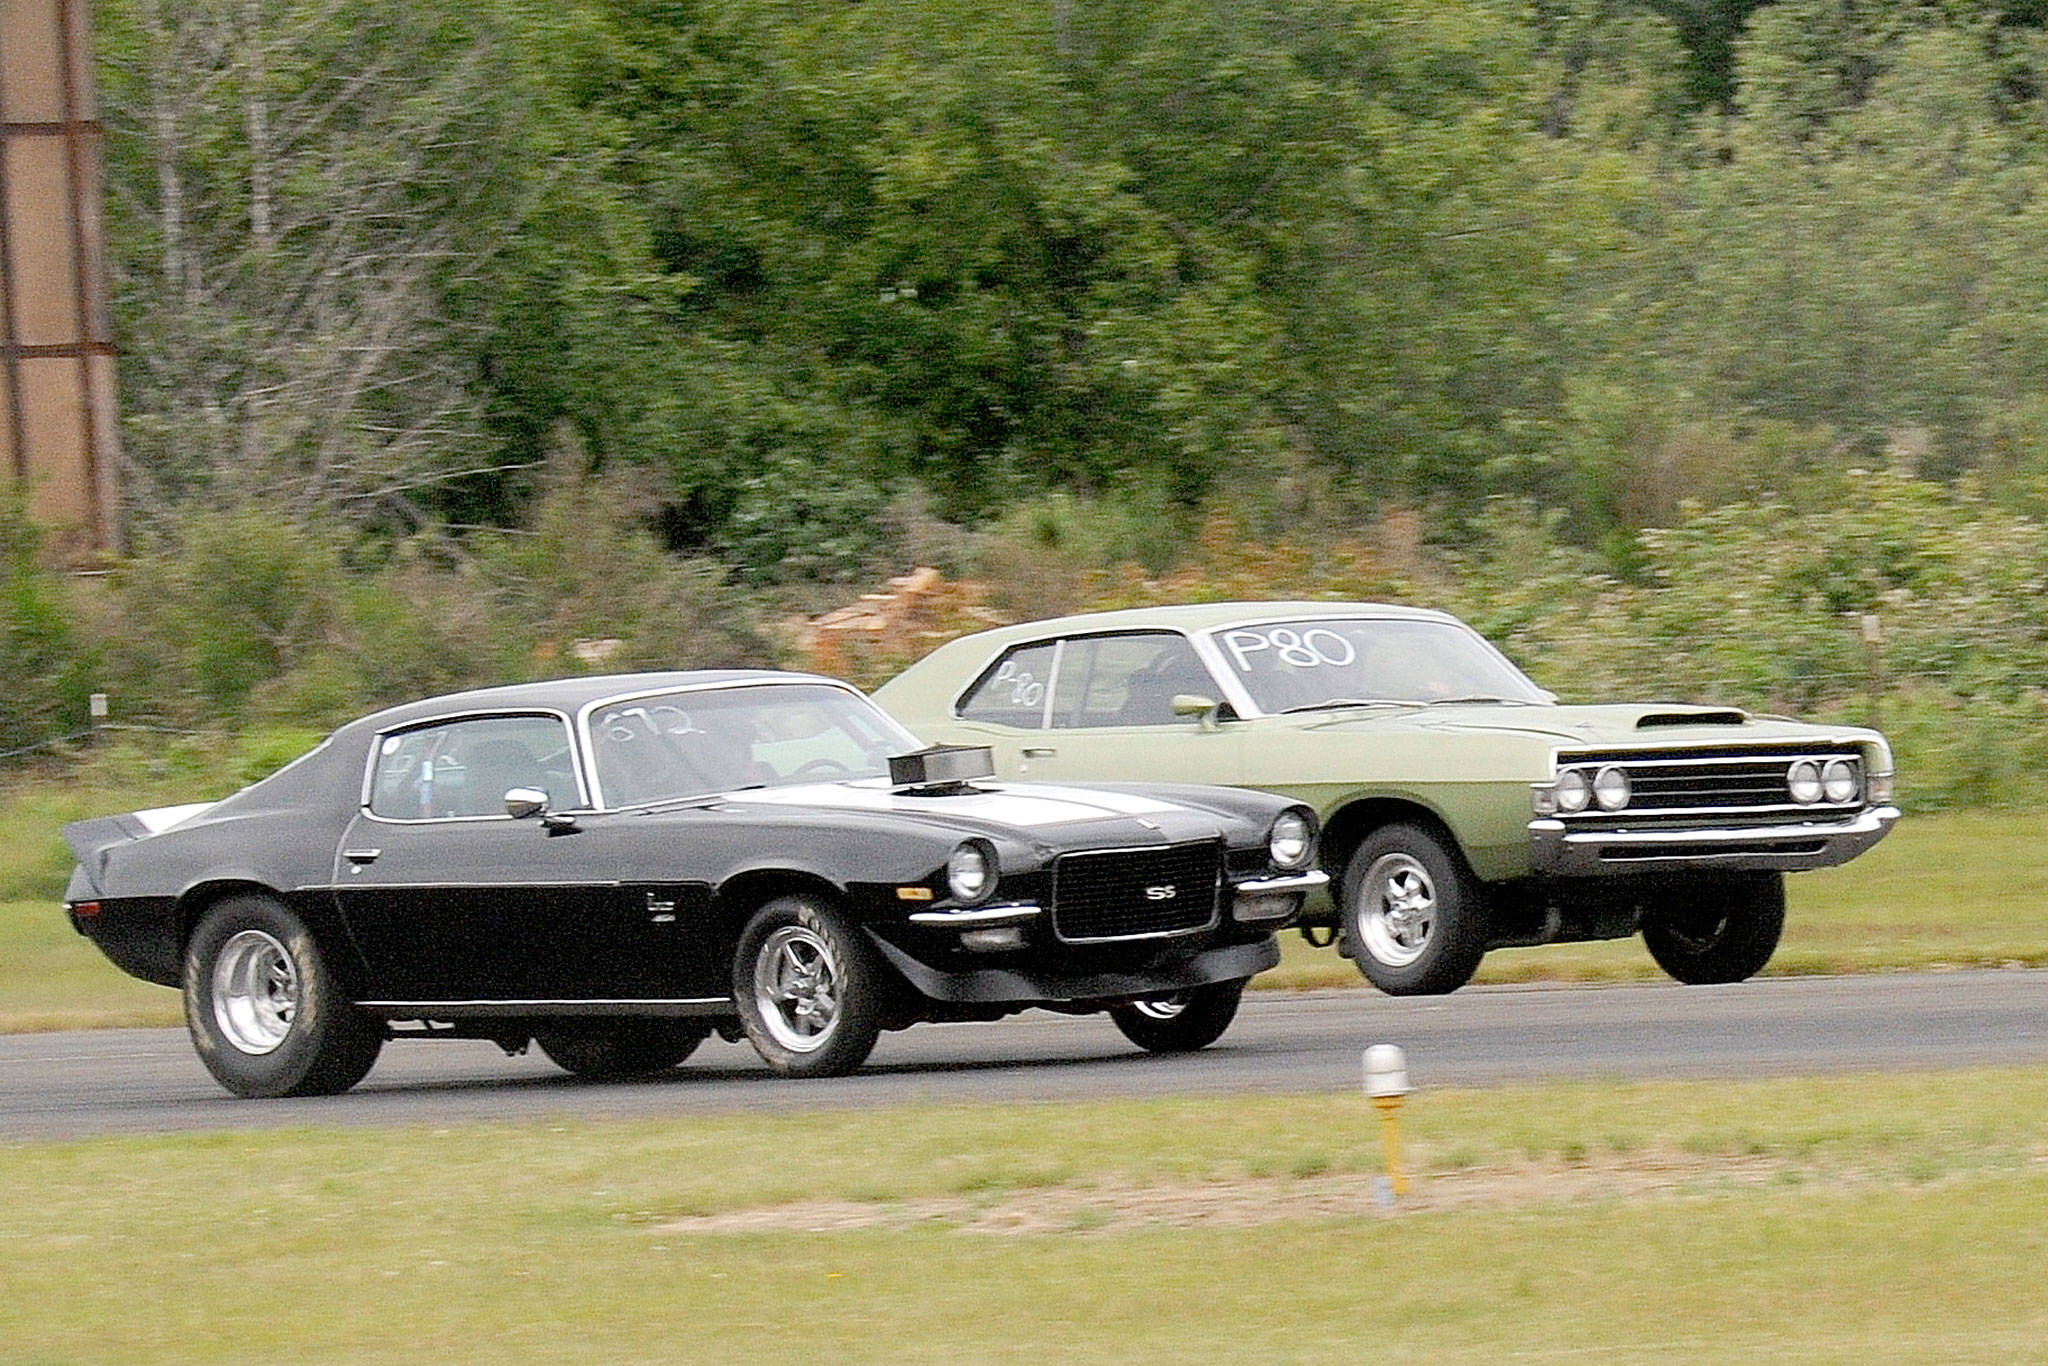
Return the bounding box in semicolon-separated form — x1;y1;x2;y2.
2;1069;2044;1363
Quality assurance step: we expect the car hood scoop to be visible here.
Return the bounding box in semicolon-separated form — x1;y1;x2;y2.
1635;707;1748;728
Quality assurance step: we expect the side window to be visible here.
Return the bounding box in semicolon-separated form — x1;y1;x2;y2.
956;642;1058;728
1050;633;1216;729
369;714;576;819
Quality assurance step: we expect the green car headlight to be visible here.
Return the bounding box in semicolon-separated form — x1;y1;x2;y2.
1788;760;1823;805
1822;759;1860;804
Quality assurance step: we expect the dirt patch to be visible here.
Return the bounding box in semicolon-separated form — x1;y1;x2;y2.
654;1150;1805;1236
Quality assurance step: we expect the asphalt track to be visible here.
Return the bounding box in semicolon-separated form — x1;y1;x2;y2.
3;969;2045;1140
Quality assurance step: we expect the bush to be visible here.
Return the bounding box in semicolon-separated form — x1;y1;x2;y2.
93;509;345;726
67;475;777;734
0;498;94;755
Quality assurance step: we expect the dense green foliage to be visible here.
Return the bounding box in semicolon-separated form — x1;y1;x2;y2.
8;0;2046;804
0;498;93;755
95;0;2048;559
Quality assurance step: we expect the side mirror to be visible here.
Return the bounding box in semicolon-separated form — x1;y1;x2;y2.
504;787;548;820
1171;694;1233;732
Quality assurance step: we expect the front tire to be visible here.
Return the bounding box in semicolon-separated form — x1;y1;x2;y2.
1642;873;1785;985
533;1019;711;1079
1108;980;1245;1053
184;894;383;1099
733;896;884;1078
1342;824;1489;996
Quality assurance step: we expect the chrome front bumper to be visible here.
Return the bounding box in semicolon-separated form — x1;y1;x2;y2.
1529;805;1900;876
1229;869;1329;926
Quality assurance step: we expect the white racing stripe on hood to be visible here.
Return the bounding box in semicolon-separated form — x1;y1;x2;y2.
131;802;216;835
721;781;1186;829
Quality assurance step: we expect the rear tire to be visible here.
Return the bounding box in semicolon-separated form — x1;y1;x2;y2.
533;1019;711;1079
1642;873;1785;985
1108;980;1244;1053
733;896;884;1078
184;894;383;1099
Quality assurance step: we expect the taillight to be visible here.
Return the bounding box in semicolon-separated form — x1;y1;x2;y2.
70;901;101;919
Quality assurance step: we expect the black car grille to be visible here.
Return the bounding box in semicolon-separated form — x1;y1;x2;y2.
1557;747;1866;826
1050;841;1223;943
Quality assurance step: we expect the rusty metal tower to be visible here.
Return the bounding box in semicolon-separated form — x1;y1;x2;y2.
0;0;120;558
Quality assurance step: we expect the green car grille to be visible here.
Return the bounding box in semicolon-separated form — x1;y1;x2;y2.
1557;747;1867;824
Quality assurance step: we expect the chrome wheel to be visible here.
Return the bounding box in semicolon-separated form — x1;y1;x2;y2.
1357;852;1436;970
752;924;843;1053
210;928;299;1055
185;896;382;1097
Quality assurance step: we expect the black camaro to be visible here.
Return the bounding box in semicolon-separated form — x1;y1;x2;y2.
63;671;1325;1098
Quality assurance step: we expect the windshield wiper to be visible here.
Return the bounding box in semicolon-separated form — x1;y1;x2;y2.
1424;695;1542;707
1278;698;1410;714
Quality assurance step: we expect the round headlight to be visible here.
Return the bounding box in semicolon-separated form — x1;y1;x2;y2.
1268;810;1314;870
946;842;993;902
1787;760;1823;805
1822;758;1860;804
1593;765;1631;812
1555;768;1592;814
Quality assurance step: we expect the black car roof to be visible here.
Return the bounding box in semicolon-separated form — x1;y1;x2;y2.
196;671;860;823
343;670;849;736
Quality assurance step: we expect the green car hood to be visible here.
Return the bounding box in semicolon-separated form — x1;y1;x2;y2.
1262;702;1887;785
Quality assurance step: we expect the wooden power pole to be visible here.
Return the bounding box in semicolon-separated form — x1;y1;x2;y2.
0;0;121;558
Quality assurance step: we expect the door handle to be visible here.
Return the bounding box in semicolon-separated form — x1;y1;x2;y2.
1021;747;1057;759
342;848;382;865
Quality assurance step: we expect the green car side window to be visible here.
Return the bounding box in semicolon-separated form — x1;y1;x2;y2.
957;642;1058;727
1049;633;1214;729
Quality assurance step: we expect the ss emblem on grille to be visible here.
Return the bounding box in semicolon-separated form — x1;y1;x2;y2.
1143;885;1178;901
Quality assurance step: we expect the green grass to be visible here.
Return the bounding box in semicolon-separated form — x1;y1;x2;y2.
3;1071;2046;1362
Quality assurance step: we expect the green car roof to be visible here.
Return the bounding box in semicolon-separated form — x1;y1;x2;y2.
946;601;1459;642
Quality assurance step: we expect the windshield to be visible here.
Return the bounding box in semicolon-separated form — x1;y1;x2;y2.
586;683;922;808
1206;618;1548;715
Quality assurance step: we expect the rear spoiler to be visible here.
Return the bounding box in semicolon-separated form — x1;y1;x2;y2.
61;803;216;895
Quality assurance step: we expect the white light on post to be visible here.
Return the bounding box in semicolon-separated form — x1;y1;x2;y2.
1364;1043;1411;1098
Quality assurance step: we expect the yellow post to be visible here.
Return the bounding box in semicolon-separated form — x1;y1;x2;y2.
1372;1093;1409;1196
1364;1043;1414;1201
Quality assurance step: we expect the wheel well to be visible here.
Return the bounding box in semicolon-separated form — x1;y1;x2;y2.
175;880;367;993
1320;799;1471;886
176;879;283;952
711;870;848;958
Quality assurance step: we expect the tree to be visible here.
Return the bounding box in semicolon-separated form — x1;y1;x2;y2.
97;0;556;533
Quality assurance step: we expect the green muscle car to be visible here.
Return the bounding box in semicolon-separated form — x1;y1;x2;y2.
874;602;1899;995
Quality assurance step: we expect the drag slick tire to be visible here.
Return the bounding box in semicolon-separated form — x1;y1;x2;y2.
183;893;383;1099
